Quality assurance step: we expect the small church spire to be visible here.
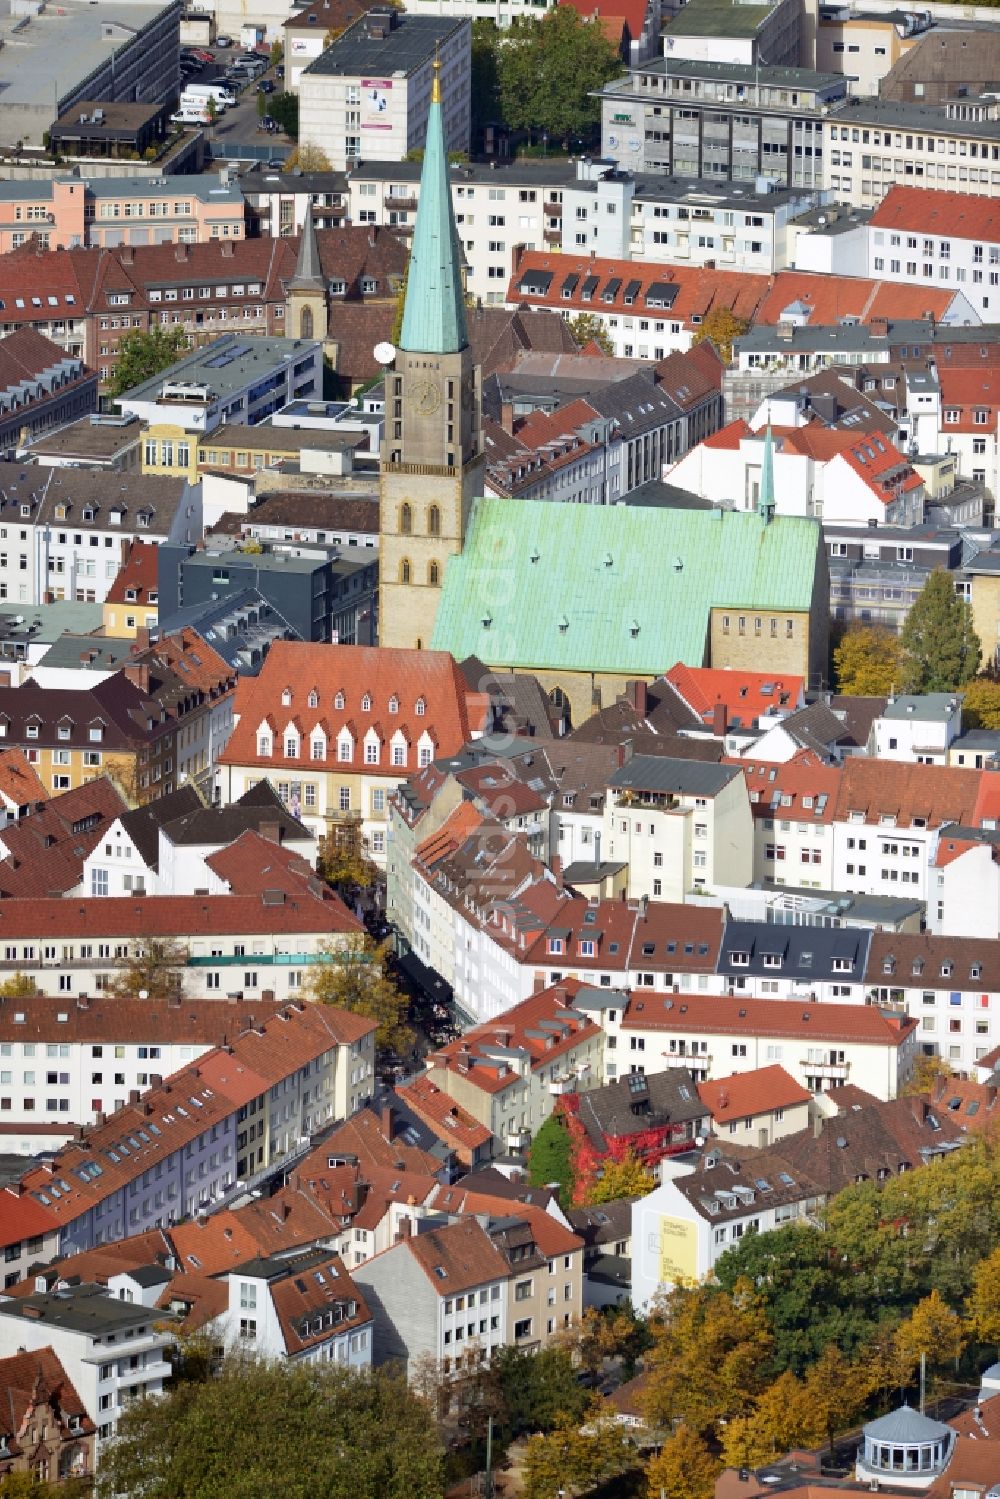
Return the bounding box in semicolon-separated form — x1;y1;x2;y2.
759;421;776;524
398;52;468;355
288;201;324;291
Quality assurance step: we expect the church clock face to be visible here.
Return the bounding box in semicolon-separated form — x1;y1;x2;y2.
413;378;441;416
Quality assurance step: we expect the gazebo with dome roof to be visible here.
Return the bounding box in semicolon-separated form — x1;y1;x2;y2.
856;1405;956;1488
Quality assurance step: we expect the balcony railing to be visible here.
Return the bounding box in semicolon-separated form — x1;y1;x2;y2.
385;195;417;211
800;1059;850;1079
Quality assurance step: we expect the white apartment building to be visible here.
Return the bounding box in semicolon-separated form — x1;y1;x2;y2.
559;168;826;276
214;1250;373;1368
297;12;470;172
824;100;1000;211
0;995;279;1138
631;1151;822;1311
870;695;964;764
830;759;985;908
0;1284;173;1452
602;756;753;902
865;931;1000;1075
608;990;919;1098
931;836;1000;941
0;465;199;609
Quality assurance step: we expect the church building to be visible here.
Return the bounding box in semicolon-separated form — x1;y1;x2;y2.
377;58;484;653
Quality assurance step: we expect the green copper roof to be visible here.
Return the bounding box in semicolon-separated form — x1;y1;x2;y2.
430;500;822;675
398;84;468;355
759;422;775;523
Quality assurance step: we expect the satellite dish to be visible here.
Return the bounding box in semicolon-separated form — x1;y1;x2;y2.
373;341;397;366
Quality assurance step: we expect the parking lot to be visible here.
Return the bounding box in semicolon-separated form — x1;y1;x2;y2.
180;43;292;148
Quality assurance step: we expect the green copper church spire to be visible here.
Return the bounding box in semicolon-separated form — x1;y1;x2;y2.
398;57;468;356
759;422;776;524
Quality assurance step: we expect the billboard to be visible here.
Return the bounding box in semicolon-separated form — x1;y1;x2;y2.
658;1214;699;1286
361;77;392;131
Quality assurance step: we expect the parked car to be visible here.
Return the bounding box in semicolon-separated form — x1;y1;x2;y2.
275;65;284;78
257;78;275;93
257;115;279;133
215;34;234;48
266;156;284;169
189;48;214;62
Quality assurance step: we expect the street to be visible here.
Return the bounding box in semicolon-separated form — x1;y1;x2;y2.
182;43;292;150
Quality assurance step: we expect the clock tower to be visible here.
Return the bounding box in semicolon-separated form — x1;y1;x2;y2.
378;58;483;652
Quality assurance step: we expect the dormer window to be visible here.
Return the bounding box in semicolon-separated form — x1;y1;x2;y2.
971;963;982;980
361;693;372;712
311;736;325;761
54;503;68;520
364;737;379;765
579;938;595;957
258;734;272;757
89;724;104;743
941;962;954;977
334;691;345;710
57;723;71;741
730;950;749;966
762;953;782;969
338;736;353;762
25;723;38;739
281;688;292;707
415;698;426;717
307;690;318;709
20;504;30;518
547;937;564;955
82;506;96;522
389;695;399;714
285;734;299;758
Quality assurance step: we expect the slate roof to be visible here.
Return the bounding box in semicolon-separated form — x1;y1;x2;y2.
609;754;741;797
432;500;823;677
160;780;312;851
718;919;871;984
0;463;186;538
574;1068;705;1150
115;784;203;871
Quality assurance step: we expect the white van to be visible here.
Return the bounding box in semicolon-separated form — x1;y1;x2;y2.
172;102;212;124
182;82;235;106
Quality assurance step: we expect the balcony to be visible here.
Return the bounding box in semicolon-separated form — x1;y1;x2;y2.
543;200;562;216
548;1074;577;1095
506;1125;531;1149
800;1058;850;1080
543;226;562;245
661;1052;711;1069
385;194;417;211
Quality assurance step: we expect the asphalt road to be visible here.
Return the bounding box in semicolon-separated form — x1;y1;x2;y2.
182;44;291;146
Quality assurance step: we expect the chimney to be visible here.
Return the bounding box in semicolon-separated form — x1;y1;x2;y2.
260;821;281;845
870;316;888;339
288;1170;300;1191
128;1089;140;1105
119;245;134;265
5;1181;24;1197
500;400;515;434
133;627;151;652
175;243;189;262
22;1306;43;1320
261;989;275;1003
397;1215;413;1240
617;739;633;768
167;994;181;1009
551;854;563;890
626;679;648;716
381;1104;395;1140
150;1074;162;1087
76;995;89;1010
124;662;151;694
712;702;728;738
95;1111;106;1126
553;985;568;1008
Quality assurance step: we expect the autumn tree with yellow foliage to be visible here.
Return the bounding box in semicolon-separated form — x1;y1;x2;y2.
892;1289;965;1391
645;1425;719;1499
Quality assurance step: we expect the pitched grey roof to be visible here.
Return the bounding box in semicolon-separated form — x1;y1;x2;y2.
863;1405;952;1444
117;784;203;871
288;202;325;292
608;754;740;796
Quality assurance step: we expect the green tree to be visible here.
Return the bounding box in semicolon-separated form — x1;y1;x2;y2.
487;1345;589;1437
319;817;377;892
106;325;188;400
204;95;218;130
257;88;268;121
270;39;283;66
0;1479;89;1499
690;306;750;364
269;91;300;140
96;1357;443;1499
892;1289;965;1389
833;624;902;696
110;937;187;1000
495;8;622;141
0;971;38;998
307;933;412;1054
966;1244;1000;1355
567;313;613;355
959;676;1000;729
585;1148;656;1205
524;1409;633;1499
802;1347;870;1461
645;1425;718;1499
527;1113;575;1205
899;568;981;693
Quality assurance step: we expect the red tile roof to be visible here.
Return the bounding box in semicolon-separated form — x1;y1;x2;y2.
405;1215;511;1297
105;540;159;609
0;1184;64;1250
698;1065;811;1124
268;1252;370;1356
621;992;917;1045
558;0;650;42
220;641;485;777
414;801;484;867
834;758;986;829
0;748;46;811
735;749;842;825
316;1107;442;1176
703;418;753;449
395;1076;494;1155
0;777;126;899
0;994;285;1046
428;978;602;1095
508;255;962;333
870;184;1000;243
0;1346;95;1446
666;663;805;725
938;367;1000;432
0;888;357;939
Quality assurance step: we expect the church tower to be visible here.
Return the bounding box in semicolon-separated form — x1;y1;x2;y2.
378;59;483;652
285;203;328;344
